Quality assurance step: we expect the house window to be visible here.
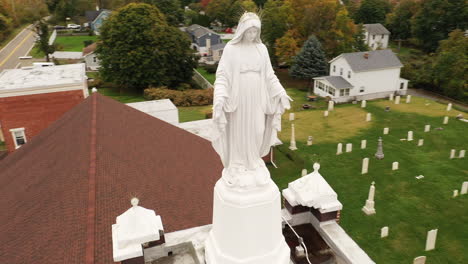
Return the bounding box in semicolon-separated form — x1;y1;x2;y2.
382;34;384;38
339;88;350;96
360;86;365;93
10;128;26;149
373;35;375;40
93;56;97;63
400;82;404;89
333;65;336;72
348;71;351;79
340;68;343;76
340;89;345;96
329;87;335;96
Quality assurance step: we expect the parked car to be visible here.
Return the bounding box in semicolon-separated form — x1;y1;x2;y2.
67;24;81;29
54;25;66;30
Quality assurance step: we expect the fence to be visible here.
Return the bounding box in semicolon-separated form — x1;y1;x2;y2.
192;69;213;90
48;30;57;45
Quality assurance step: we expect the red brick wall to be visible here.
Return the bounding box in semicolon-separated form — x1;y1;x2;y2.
0;90;85;152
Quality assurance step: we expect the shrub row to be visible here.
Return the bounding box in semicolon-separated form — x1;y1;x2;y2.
144;87;213;106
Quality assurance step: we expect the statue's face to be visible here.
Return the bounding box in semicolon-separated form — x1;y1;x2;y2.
243;27;258;43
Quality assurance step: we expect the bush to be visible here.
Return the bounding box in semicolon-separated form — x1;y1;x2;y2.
144;87;213;106
83;40;94;47
203;63;218;74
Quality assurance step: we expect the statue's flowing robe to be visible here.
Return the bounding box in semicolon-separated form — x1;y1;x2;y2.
212;42;288;168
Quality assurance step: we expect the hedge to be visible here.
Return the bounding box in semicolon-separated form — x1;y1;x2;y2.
144;87;213;106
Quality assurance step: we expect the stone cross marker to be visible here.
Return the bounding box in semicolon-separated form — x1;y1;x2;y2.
337;143;343;155
459;150;465;158
383;127;389;135
362;181;376;215
289;112;295;121
418;139;424;146
289;124;297;151
425;229;438;251
381;226;389;238
389;93;394;101
406;95;412;103
307;136;313;146
324;110;329;117
392;161;399;170
395;95;401;104
361;100;367;108
346;143;353;153
461;181;468;195
366;113;371;122
424;125;430;132
375;137;384;159
361;139;367;149
447;103;452;111
361;158;369;174
413;256;426;264
407;131;414;141
301;169;307;176
443;116;449;124
328;100;334;111
450;149;456;159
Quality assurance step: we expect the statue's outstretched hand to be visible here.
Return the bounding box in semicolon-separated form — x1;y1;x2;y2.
280;94;293;110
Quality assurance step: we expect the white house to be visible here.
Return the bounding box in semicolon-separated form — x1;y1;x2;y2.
82;43;100;71
313;49;408;103
363;24;390;50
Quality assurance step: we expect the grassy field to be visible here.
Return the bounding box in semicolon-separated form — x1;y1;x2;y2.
90;87;146;104
268;91;468;263
178;105;212;122
196;67;215;84
55;35;98;51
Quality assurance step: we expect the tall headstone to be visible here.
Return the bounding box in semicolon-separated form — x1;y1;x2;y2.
450;149;456;159
418;139;424;146
446;103;452;111
289;112;295;121
392;162;399;171
389;93;394;101
362;181;376;215
443;116;449;125
413;256;427;264
395;96;400;104
346;143;353;153
381;226;389;238
407;131;414;141
324;110;329;117
361;158;369;174
301;169;307;176
425;229;438;251
383;127;389;135
461;181;468;195
328;100;334;111
453;190;459;197
289;124;297;150
307;136;313;146
337;143;343;155
375;137;384;160
361;139;367;149
406;95;412;103
366;113;371;122
459;150;465;158
361;100;367;108
424;125;431;132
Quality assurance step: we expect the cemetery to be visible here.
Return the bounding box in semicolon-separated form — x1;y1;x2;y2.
271;89;467;263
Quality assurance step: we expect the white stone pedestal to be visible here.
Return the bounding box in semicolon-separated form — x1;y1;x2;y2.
205;178;290;264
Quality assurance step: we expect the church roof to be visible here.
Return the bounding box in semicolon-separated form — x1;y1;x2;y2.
0;93;222;264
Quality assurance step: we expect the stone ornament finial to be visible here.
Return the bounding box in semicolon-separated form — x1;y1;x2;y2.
131;197;139;207
313;162;320;172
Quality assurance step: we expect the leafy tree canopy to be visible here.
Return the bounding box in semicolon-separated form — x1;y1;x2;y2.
353;0;391;24
140;0;185;26
385;0;419;40
289;35;328;80
206;0;257;27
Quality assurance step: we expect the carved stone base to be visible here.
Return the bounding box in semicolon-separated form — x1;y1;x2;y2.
205;179;290;264
362;200;376;215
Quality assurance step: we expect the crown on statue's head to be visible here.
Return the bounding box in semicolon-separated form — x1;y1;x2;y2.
239;12;260;24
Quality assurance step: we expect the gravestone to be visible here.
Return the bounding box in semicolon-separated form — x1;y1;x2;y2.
328;100;334;111
362;181;376;215
361;139;367;149
361;100;366;108
447;103;452;111
289;124;297;151
453;190;459;197
392;162;399;170
413;256;426;264
389;93;394;101
461;182;468;195
443;116;449;124
346;143;353;153
425;229;438;251
337;143;343;155
385;106;390;112
381;226;389;238
416;175;425;180
361;158;369;174
375;137;384;159
289;112;295;121
459;150;465;158
424;125;431;132
406;95;412;103
395;96;400;104
450;149;456;159
324;110;329;117
366;113;371;122
407;131;414;141
418;139;424;146
383;127;389;135
307;136;313;146
301;169;307;176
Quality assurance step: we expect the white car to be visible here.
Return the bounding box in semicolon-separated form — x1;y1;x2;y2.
67;24;81;29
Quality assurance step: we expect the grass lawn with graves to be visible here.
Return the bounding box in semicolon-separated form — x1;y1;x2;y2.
268;90;467;263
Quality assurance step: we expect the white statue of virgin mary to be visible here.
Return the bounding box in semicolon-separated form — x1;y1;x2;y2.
212;12;291;187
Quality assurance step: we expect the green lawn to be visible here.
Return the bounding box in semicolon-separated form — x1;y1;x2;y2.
178;105;212;122
269;93;468;263
196;67;215;84
90;87;146;104
55;35;98;52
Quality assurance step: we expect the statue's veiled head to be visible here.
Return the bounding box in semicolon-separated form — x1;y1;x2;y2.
230;12;262;45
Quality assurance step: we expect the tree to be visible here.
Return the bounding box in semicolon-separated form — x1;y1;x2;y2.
35;20;55;62
96;3;197;90
353;0;391;24
206;0;256;27
261;0;289;65
275;29;300;66
432;30;468;102
412;0;467;52
141;0;185;26
0;14;12;41
289;35;328;86
385;0;419;40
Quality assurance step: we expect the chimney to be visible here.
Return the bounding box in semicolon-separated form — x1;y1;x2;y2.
364;52;369;59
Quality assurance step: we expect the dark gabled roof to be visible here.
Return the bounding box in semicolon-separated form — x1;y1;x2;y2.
333;49;403;72
314;76;354;89
85;10;101;22
364;24;390;35
0;94;222;264
211;43;226;50
186;24;218;38
82;42;97;56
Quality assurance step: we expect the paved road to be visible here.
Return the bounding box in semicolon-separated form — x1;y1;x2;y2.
0;25;37;72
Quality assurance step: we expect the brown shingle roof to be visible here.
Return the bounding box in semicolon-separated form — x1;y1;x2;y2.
0;93;222;264
82;42;97;56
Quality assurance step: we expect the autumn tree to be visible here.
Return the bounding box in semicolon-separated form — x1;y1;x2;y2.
261;0;289;65
96;3;197;90
275;30;300;66
289;35;328;85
